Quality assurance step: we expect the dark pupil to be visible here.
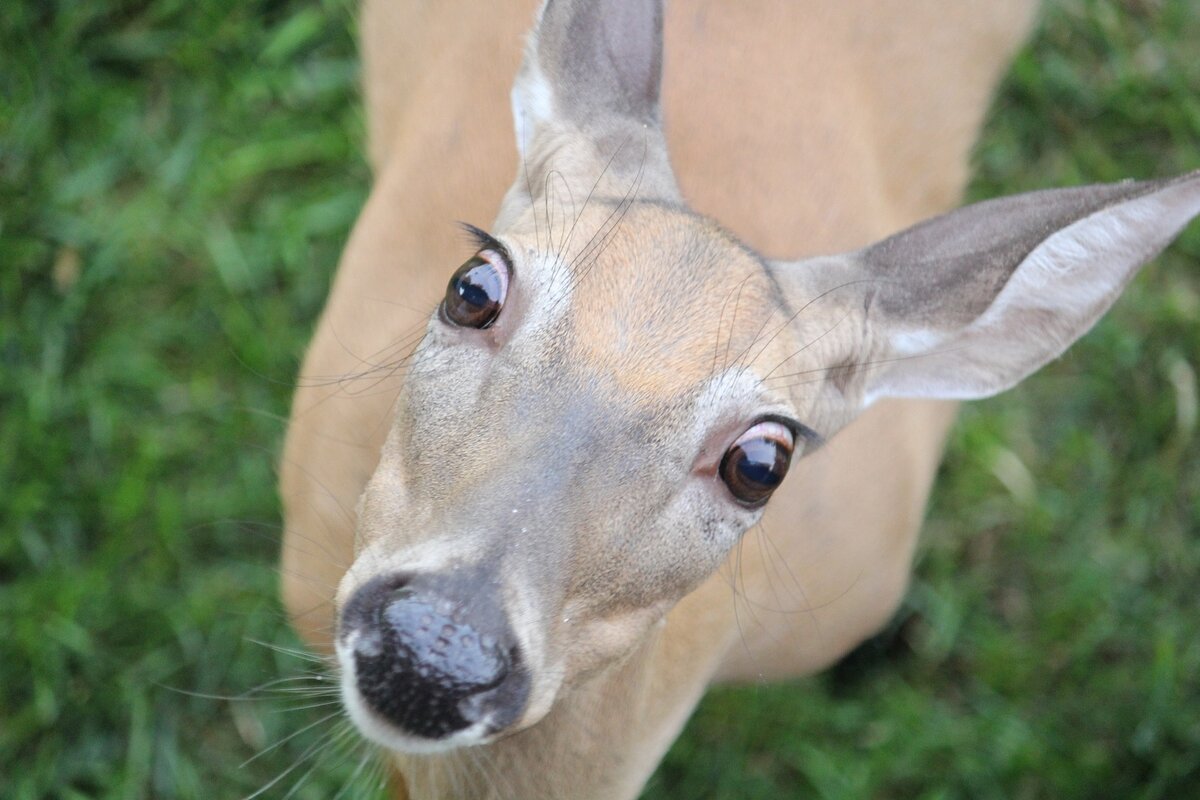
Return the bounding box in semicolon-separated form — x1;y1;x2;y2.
736;439;785;490
444;255;504;327
456;263;496;309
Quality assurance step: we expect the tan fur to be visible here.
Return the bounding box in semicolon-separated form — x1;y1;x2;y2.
569;206;775;399
281;1;1040;797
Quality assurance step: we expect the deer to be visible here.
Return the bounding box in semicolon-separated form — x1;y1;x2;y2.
277;0;1200;797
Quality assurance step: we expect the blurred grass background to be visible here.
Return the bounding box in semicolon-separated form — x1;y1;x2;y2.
2;0;1198;798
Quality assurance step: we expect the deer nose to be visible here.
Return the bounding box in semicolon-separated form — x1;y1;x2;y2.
339;572;529;740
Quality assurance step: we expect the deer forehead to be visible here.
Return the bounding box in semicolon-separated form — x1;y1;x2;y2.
542;203;793;401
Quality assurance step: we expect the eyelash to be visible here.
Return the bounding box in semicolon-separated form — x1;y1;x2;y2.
757;413;821;450
459;222;511;264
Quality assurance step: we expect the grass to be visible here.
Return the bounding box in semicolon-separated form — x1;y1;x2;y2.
2;0;1198;798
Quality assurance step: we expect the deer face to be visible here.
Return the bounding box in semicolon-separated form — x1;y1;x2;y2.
335;196;848;749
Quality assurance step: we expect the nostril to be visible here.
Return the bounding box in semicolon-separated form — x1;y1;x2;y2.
338;573;411;645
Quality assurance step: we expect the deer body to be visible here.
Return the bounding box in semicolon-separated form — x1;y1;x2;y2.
279;2;1199;798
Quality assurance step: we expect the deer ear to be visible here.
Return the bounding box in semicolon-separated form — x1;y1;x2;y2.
785;171;1200;406
506;0;678;208
516;0;665;132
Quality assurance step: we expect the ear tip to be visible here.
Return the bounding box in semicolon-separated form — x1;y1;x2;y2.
1185;170;1200;205
1157;167;1200;190
1173;168;1200;214
1137;168;1200;221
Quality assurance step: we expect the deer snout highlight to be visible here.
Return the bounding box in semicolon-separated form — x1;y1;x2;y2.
337;571;530;746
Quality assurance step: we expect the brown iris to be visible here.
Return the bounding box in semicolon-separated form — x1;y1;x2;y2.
442;251;509;329
720;421;795;507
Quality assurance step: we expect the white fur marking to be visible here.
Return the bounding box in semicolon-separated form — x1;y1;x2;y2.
511;66;555;158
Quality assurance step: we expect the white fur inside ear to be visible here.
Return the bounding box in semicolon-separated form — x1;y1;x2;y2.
1002;194;1162;313
889;328;946;356
511;64;555;158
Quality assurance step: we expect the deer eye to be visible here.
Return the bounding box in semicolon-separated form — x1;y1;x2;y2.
442;250;509;329
719;421;795;507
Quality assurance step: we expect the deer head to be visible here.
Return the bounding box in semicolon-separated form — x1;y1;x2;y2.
332;0;1200;754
